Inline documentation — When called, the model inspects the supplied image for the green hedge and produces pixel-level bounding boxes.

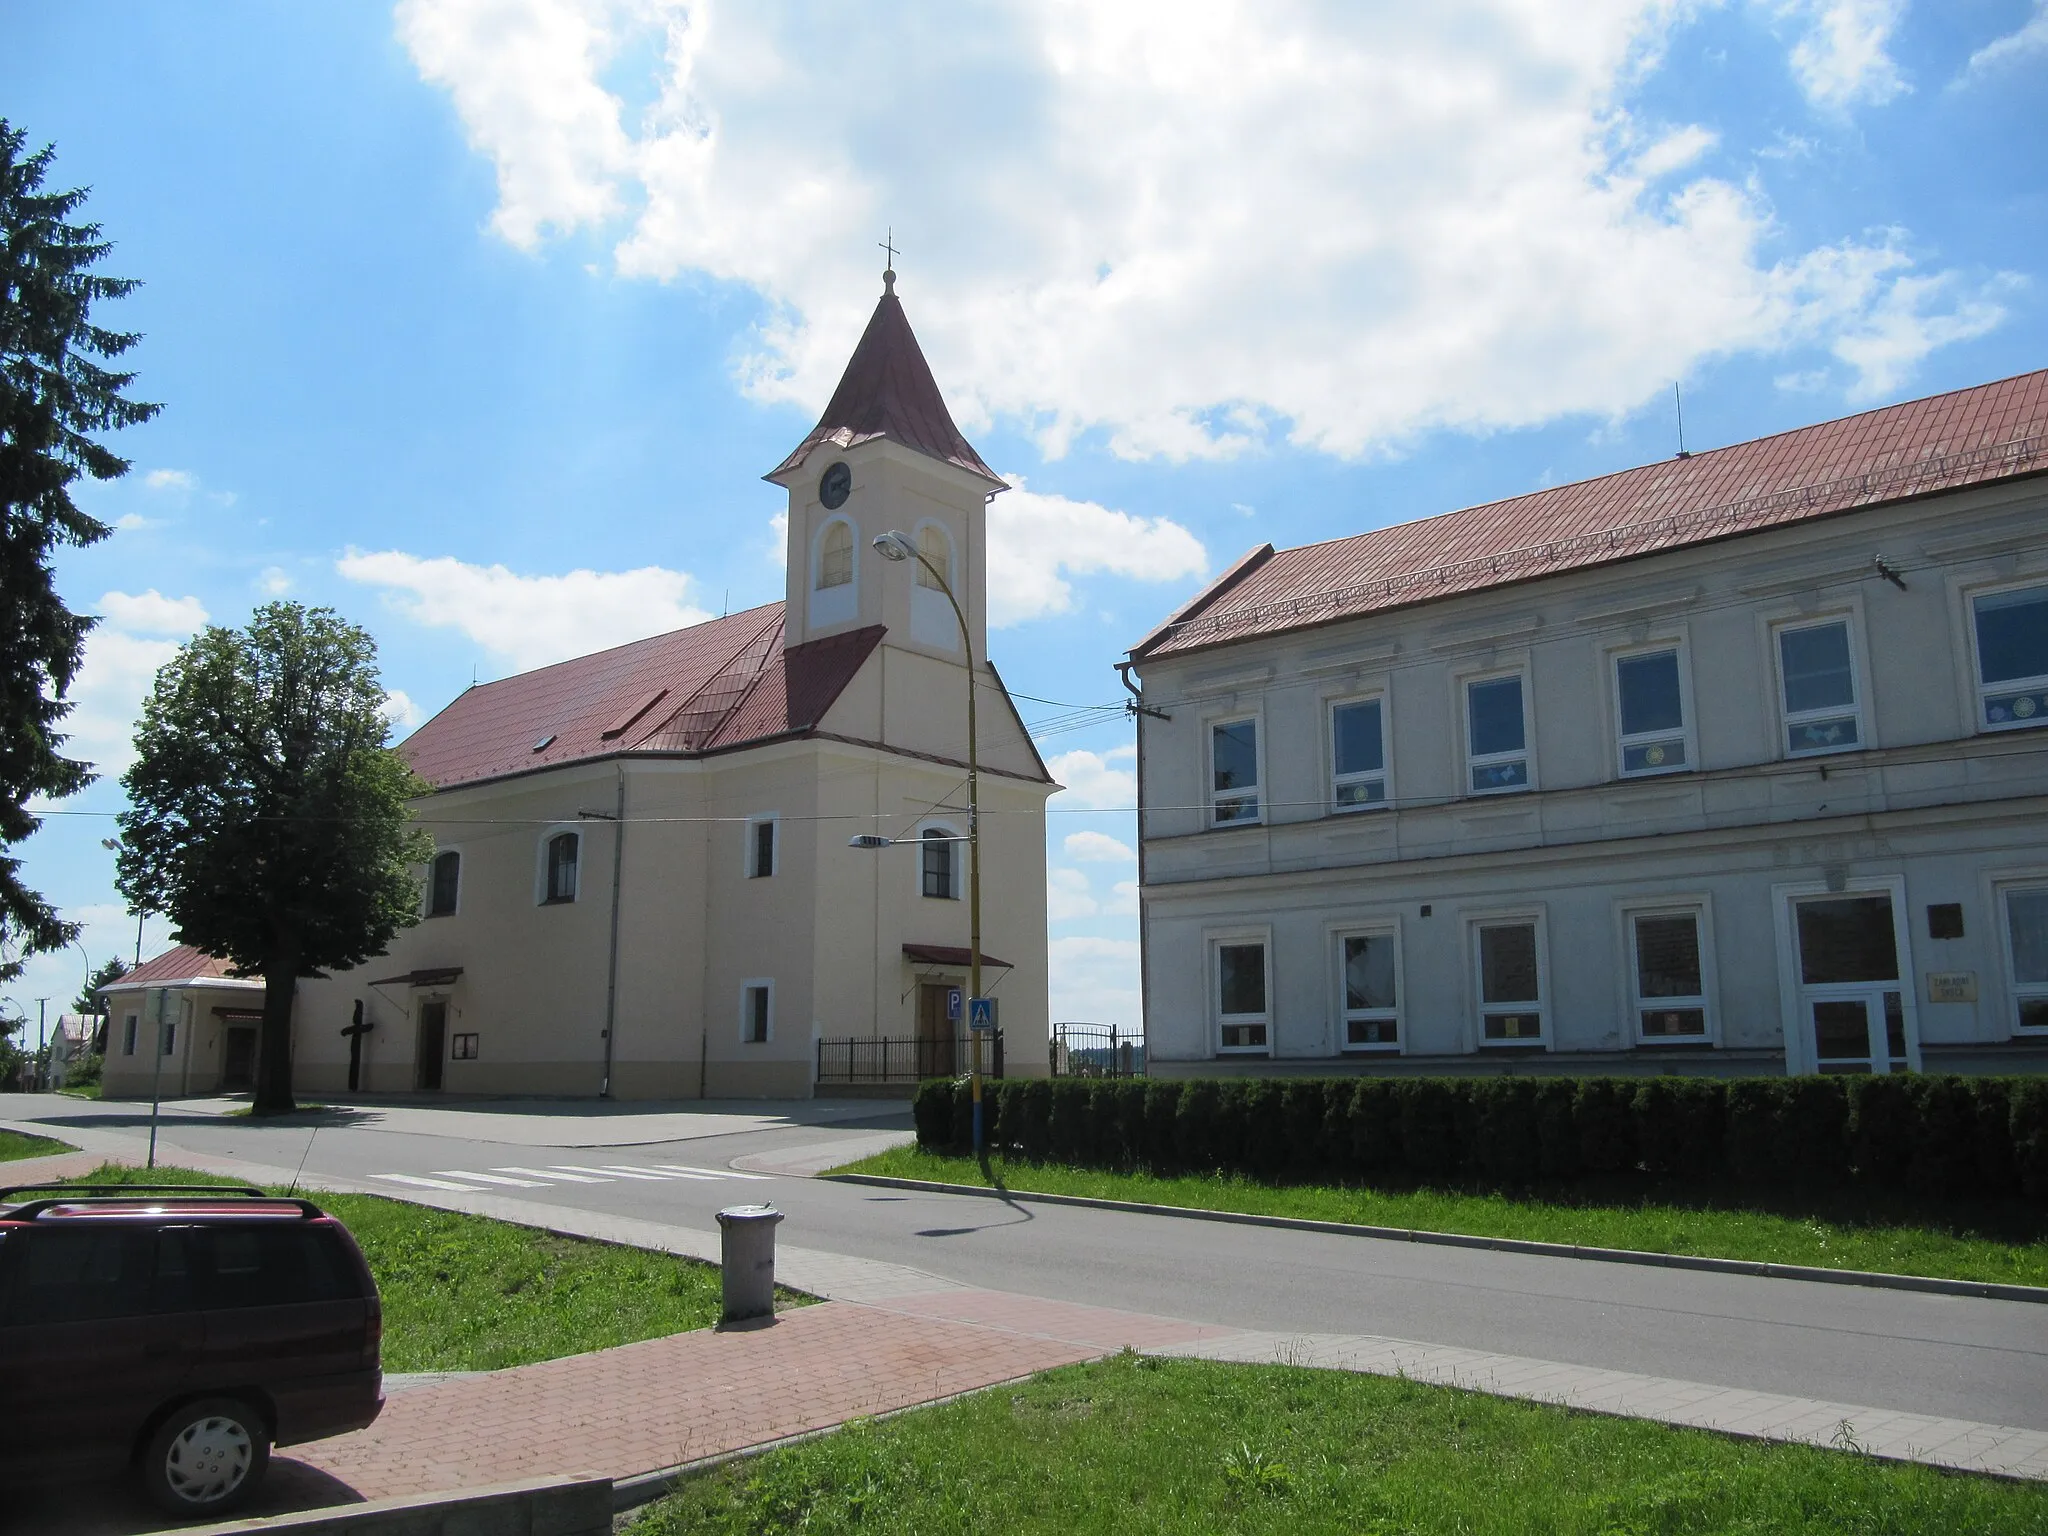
[912,1073,2048,1203]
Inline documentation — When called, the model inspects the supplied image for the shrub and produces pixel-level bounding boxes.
[2012,1078,2048,1202]
[1141,1080,1182,1172]
[1346,1078,1403,1179]
[1781,1076,1849,1186]
[1241,1080,1289,1180]
[1972,1078,2018,1196]
[1471,1078,1542,1186]
[1102,1081,1148,1169]
[1018,1079,1053,1162]
[1574,1079,1635,1175]
[1724,1079,1786,1186]
[913,1079,955,1153]
[1047,1081,1096,1164]
[1849,1075,1917,1186]
[1533,1079,1581,1181]
[1396,1079,1462,1182]
[1907,1076,1979,1199]
[1175,1079,1222,1171]
[1281,1080,1330,1175]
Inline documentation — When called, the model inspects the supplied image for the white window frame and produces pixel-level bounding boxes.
[908,518,962,650]
[1207,713,1264,827]
[425,846,463,918]
[917,821,962,901]
[1965,577,2048,734]
[1994,877,2048,1035]
[1333,923,1402,1053]
[1616,896,1719,1047]
[1468,909,1549,1049]
[1328,693,1390,813]
[1771,874,1920,1074]
[1210,929,1272,1055]
[812,515,857,591]
[1609,640,1695,779]
[1463,668,1534,796]
[745,814,780,880]
[739,978,774,1044]
[1772,614,1866,759]
[535,825,582,906]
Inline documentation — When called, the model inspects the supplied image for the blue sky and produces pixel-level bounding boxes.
[3,0,2043,1037]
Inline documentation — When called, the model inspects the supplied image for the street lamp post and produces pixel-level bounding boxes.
[869,529,987,1159]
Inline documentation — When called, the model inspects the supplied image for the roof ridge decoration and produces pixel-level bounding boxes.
[768,281,1003,486]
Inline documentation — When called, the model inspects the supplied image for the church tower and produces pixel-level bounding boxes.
[765,268,1006,663]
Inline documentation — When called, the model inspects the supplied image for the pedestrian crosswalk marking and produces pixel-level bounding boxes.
[367,1160,771,1192]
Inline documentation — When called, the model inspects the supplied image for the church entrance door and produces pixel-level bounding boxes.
[916,983,958,1078]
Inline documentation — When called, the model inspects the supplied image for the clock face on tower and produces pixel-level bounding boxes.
[819,461,852,510]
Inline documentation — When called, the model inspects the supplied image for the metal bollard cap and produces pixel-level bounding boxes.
[715,1203,783,1225]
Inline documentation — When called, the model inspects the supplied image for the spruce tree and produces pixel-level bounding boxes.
[0,121,160,980]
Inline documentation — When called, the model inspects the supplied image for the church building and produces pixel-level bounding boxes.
[285,274,1055,1100]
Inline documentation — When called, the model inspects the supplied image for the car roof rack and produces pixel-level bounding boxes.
[0,1183,323,1222]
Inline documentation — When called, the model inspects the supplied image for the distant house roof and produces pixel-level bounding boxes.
[1134,369,2048,661]
[768,279,1004,487]
[400,605,890,791]
[103,946,257,991]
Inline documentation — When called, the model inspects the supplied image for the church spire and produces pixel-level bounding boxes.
[766,272,1002,488]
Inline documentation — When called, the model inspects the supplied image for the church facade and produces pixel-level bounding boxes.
[286,278,1055,1100]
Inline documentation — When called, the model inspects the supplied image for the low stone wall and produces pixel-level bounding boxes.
[180,1474,611,1536]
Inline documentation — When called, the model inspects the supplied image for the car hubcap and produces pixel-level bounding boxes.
[164,1416,253,1505]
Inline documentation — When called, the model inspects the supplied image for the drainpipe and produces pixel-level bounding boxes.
[599,766,626,1098]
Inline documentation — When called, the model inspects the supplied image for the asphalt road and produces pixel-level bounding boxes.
[10,1093,2047,1432]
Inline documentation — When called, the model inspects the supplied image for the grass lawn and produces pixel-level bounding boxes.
[836,1147,2048,1289]
[53,1164,808,1371]
[0,1128,76,1163]
[627,1353,2046,1535]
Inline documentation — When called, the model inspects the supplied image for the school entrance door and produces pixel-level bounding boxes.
[1787,890,1920,1074]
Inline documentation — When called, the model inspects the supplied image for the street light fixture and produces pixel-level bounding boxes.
[866,528,990,1160]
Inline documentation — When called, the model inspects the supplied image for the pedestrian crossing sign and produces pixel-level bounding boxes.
[968,997,996,1031]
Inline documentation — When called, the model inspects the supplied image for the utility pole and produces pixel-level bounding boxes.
[34,998,49,1091]
[147,986,168,1169]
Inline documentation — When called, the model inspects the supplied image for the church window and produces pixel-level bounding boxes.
[921,827,959,900]
[917,524,951,591]
[543,832,579,904]
[818,520,854,590]
[428,850,460,916]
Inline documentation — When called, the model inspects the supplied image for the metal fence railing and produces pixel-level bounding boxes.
[1050,1022,1145,1079]
[816,1030,1006,1084]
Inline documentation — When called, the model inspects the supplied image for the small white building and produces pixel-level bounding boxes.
[100,946,268,1099]
[1125,370,2048,1079]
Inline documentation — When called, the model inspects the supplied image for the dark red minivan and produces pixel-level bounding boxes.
[0,1184,383,1519]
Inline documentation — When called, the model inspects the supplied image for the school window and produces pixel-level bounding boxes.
[122,1015,137,1055]
[748,817,777,879]
[1216,941,1269,1052]
[544,832,579,904]
[1331,699,1387,810]
[1475,920,1544,1044]
[427,850,460,916]
[1210,719,1260,825]
[1973,584,2048,732]
[1339,931,1398,1049]
[1466,675,1529,793]
[741,983,772,1044]
[921,828,958,899]
[1614,648,1688,776]
[2000,885,2048,1033]
[817,520,853,589]
[1631,910,1709,1040]
[1777,619,1862,756]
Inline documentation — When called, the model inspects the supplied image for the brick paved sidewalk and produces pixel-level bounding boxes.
[293,1292,1229,1502]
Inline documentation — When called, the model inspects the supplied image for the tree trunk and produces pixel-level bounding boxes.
[253,950,299,1116]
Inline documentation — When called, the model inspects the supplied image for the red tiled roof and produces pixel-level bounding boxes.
[768,282,1003,486]
[1135,369,2048,660]
[400,604,886,790]
[106,945,248,988]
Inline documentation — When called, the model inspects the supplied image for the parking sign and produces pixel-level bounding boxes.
[945,987,963,1022]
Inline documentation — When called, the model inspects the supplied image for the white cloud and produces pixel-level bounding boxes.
[98,590,210,635]
[143,468,196,494]
[988,476,1206,626]
[1960,2,2048,81]
[259,567,293,596]
[1047,866,1098,921]
[57,593,211,777]
[399,0,2005,460]
[1824,269,2016,401]
[1773,0,1909,108]
[381,690,425,733]
[113,513,163,531]
[0,902,177,1027]
[1105,879,1140,917]
[1045,744,1136,810]
[1048,934,1140,1031]
[1063,830,1134,863]
[766,511,788,568]
[336,549,712,672]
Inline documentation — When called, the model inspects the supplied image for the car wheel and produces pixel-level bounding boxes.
[140,1397,271,1518]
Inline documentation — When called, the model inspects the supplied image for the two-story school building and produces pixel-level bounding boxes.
[1123,371,2048,1080]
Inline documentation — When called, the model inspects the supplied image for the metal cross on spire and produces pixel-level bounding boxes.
[879,228,898,293]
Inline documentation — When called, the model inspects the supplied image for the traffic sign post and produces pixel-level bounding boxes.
[968,997,996,1031]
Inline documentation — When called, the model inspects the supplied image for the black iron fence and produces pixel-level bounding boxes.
[817,1030,1005,1084]
[1050,1022,1145,1079]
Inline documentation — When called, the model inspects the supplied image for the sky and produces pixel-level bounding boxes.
[2,0,2044,1043]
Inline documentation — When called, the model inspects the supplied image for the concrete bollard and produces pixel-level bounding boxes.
[715,1203,784,1322]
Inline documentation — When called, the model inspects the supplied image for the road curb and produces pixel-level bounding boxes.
[825,1172,2048,1305]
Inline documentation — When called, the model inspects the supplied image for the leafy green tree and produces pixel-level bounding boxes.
[115,603,431,1114]
[0,121,160,982]
[74,953,127,1014]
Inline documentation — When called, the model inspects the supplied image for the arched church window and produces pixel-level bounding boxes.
[818,521,854,590]
[544,832,579,904]
[917,524,951,591]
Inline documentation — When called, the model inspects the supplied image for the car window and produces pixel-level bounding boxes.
[3,1227,156,1324]
[188,1225,357,1308]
